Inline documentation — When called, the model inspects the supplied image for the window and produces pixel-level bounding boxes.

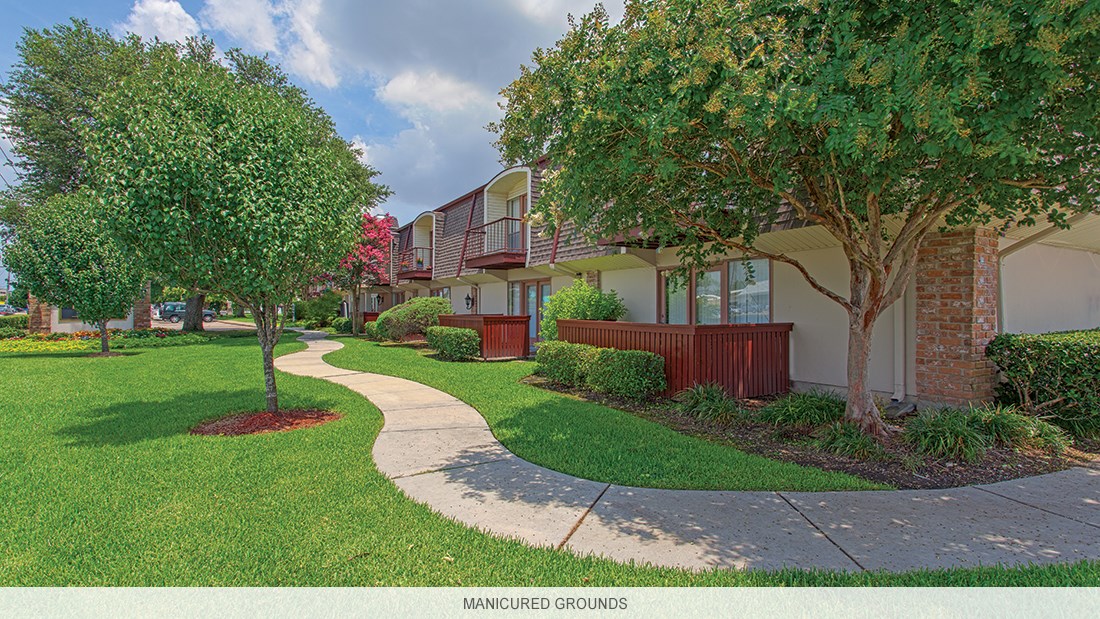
[507,282,522,315]
[431,287,450,300]
[659,259,771,325]
[728,259,770,324]
[505,195,526,249]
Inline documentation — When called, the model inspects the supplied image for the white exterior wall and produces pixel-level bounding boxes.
[1000,242,1100,333]
[478,282,509,315]
[601,267,658,323]
[51,308,135,333]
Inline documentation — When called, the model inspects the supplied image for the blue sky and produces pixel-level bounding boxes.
[0,0,625,284]
[0,0,627,220]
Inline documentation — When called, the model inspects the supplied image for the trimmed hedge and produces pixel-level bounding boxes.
[331,317,352,334]
[0,315,28,329]
[425,326,481,361]
[539,279,626,341]
[585,348,667,399]
[986,329,1100,436]
[535,340,666,399]
[535,340,599,385]
[0,327,27,340]
[375,297,452,341]
[359,321,381,341]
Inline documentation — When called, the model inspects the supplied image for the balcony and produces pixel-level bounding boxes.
[396,247,432,280]
[464,217,527,269]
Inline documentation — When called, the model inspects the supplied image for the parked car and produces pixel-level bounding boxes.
[0,304,21,316]
[158,302,216,323]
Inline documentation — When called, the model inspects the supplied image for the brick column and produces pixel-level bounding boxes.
[27,295,52,334]
[132,282,152,330]
[915,227,999,406]
[584,270,601,289]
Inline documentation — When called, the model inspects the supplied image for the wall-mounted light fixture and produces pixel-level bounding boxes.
[464,293,475,311]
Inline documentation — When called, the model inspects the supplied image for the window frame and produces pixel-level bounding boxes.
[657,258,773,325]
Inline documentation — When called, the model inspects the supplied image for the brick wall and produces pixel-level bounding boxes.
[584,270,601,289]
[915,227,999,405]
[27,295,51,334]
[132,283,152,330]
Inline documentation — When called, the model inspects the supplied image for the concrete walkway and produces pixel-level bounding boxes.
[275,332,1100,573]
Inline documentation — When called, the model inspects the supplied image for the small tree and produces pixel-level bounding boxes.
[493,0,1100,436]
[325,213,394,336]
[87,49,384,412]
[2,191,144,354]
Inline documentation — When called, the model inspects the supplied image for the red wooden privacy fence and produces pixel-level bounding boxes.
[362,312,380,323]
[438,314,531,360]
[557,320,793,398]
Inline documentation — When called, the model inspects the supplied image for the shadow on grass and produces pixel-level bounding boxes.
[57,387,341,447]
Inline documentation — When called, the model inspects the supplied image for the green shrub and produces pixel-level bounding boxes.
[585,348,667,399]
[756,390,845,428]
[0,327,27,340]
[425,326,481,361]
[375,297,452,341]
[534,340,599,385]
[294,291,342,327]
[817,422,887,460]
[903,408,990,462]
[331,317,352,334]
[677,383,742,423]
[986,330,1100,436]
[359,321,381,341]
[539,279,626,341]
[0,315,29,329]
[968,404,1070,454]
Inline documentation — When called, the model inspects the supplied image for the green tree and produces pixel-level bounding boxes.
[493,0,1100,436]
[86,50,384,413]
[2,190,144,353]
[0,19,146,201]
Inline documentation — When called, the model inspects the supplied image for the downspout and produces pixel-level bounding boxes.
[892,285,907,402]
[545,226,578,277]
[457,191,479,279]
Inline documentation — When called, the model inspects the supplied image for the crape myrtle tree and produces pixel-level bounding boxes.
[492,0,1100,436]
[323,213,395,336]
[2,190,144,354]
[86,47,385,413]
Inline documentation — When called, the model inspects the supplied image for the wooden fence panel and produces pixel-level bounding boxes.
[438,314,531,360]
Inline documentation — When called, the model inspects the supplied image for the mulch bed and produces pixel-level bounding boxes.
[191,409,341,437]
[522,376,1100,490]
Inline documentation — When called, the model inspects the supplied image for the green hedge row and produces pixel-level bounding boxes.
[0,315,29,329]
[425,326,481,361]
[986,329,1100,436]
[535,340,666,399]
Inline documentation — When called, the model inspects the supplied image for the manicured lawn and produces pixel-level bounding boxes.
[325,339,887,492]
[2,337,1099,585]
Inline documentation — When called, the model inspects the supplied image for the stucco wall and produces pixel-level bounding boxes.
[50,308,135,333]
[1001,242,1100,333]
[601,267,658,323]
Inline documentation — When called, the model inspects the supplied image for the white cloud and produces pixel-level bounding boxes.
[377,71,493,115]
[283,0,339,88]
[200,0,280,52]
[116,0,200,43]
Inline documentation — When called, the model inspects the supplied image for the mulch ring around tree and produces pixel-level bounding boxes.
[191,409,342,437]
[523,376,1100,490]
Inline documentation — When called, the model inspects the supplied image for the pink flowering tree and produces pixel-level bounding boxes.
[328,213,394,336]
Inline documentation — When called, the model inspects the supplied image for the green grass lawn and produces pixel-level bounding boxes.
[2,338,1098,585]
[325,339,886,492]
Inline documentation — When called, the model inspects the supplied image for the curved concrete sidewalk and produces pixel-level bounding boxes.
[276,332,1100,573]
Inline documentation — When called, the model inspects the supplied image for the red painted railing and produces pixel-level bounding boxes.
[556,320,793,398]
[438,314,531,360]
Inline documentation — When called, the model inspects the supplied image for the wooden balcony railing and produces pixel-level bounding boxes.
[438,314,530,360]
[464,217,527,269]
[396,247,432,279]
[557,320,793,398]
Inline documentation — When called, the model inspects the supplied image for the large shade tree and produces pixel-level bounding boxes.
[2,190,145,354]
[86,48,385,413]
[493,0,1100,435]
[324,213,395,336]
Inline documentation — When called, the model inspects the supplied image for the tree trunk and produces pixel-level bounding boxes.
[350,285,361,336]
[183,293,206,332]
[844,314,886,436]
[233,303,245,317]
[252,302,281,414]
[100,322,110,354]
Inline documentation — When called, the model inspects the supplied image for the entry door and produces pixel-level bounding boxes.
[525,280,552,341]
